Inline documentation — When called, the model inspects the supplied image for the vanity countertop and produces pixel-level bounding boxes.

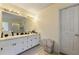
[0,34,37,41]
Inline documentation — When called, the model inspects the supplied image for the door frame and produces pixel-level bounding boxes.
[59,4,79,54]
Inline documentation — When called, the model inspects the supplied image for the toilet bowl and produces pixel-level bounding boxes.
[41,39,54,53]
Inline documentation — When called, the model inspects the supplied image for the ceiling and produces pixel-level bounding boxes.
[12,3,52,14]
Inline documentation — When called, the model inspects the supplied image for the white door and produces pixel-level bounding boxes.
[60,5,79,54]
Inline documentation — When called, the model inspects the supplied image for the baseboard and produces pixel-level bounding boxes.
[60,52,67,55]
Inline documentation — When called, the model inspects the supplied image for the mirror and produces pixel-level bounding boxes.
[2,11,26,33]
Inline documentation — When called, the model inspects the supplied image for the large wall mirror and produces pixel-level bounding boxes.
[2,11,27,33]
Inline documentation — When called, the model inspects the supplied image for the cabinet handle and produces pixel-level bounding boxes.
[12,43,16,46]
[1,48,3,51]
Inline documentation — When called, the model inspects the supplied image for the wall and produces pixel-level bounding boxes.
[37,3,76,52]
[0,11,2,32]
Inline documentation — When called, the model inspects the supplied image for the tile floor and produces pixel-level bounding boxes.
[20,45,59,55]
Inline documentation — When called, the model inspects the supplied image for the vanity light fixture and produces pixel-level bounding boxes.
[0,7,23,16]
[0,7,32,19]
[32,15,39,22]
[9,9,12,12]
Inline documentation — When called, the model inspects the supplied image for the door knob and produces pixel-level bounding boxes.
[75,34,79,36]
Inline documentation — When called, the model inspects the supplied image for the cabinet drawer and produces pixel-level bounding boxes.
[0,40,11,47]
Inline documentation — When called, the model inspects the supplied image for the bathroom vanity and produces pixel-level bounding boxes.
[0,34,40,55]
[0,8,40,55]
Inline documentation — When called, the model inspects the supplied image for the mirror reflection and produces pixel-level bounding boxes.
[2,11,26,33]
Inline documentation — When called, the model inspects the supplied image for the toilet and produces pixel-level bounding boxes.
[41,39,54,53]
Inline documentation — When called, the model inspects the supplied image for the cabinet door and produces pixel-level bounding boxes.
[20,37,28,51]
[27,36,33,49]
[31,35,36,46]
[9,39,20,54]
[0,40,13,55]
[23,37,28,50]
[34,35,40,46]
[35,35,40,45]
[32,35,37,46]
[29,35,40,47]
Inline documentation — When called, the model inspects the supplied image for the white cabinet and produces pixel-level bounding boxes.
[10,38,23,54]
[19,37,28,51]
[0,40,13,55]
[27,36,33,49]
[0,34,40,55]
[32,35,39,46]
[35,35,40,45]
